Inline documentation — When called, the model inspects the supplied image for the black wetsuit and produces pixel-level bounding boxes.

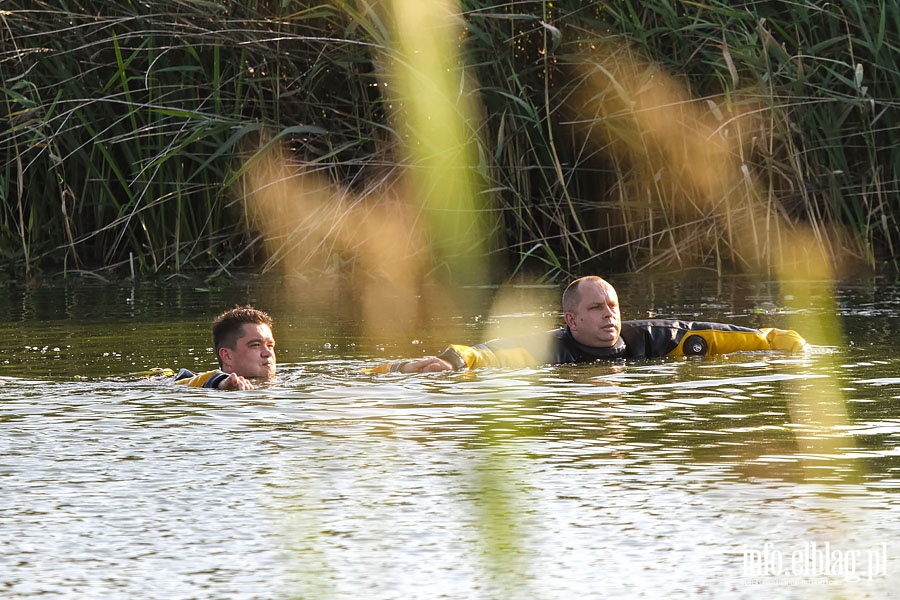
[428,319,806,370]
[173,368,230,388]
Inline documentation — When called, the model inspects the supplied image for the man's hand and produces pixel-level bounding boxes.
[400,356,454,373]
[218,372,255,390]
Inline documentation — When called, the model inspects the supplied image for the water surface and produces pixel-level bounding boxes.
[1,273,899,599]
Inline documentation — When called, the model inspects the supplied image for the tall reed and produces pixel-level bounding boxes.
[1,1,388,278]
[577,0,898,272]
[1,1,897,280]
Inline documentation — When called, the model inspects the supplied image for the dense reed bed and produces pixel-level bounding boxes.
[1,1,897,281]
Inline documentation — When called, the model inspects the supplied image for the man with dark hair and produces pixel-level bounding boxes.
[368,276,807,373]
[175,305,276,390]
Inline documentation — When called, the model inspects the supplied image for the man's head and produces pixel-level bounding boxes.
[212,305,276,379]
[562,276,621,348]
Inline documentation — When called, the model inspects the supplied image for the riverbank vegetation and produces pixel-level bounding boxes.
[2,1,897,282]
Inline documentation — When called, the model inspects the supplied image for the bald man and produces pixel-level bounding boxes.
[368,276,807,373]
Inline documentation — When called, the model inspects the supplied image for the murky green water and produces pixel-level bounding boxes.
[1,273,899,599]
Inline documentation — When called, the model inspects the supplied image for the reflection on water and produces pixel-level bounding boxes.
[1,274,899,598]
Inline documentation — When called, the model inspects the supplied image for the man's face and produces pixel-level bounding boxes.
[564,280,621,347]
[220,323,276,379]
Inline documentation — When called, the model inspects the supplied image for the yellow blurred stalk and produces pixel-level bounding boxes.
[388,0,490,288]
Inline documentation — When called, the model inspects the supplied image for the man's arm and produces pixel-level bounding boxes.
[364,355,454,374]
[216,372,255,390]
[621,320,809,358]
[365,342,541,373]
[175,369,256,389]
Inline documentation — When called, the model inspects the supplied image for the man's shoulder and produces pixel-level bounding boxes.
[174,368,230,388]
[622,319,761,334]
[620,319,765,358]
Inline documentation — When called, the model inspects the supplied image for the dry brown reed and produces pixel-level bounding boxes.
[571,41,863,279]
[240,140,431,338]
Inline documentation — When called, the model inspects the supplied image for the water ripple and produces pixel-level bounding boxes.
[1,349,899,598]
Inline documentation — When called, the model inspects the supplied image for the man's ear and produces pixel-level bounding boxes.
[218,347,232,370]
[564,311,576,330]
